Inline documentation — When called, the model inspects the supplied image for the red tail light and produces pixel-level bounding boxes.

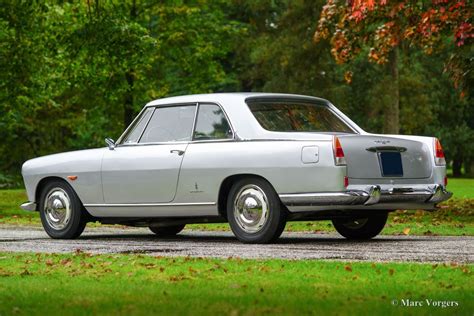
[344,176,349,188]
[434,138,446,166]
[444,176,448,187]
[333,136,346,166]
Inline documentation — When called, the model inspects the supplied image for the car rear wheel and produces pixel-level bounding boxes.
[149,224,185,237]
[227,177,286,244]
[39,180,87,239]
[332,213,388,240]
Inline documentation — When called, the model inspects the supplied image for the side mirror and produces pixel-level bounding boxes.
[105,138,115,150]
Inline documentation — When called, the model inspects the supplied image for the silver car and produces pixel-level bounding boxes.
[21,93,452,243]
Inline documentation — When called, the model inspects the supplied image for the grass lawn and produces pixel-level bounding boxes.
[0,252,472,315]
[1,178,473,236]
[446,178,474,199]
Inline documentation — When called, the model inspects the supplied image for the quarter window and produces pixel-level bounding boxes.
[193,104,232,140]
[122,107,154,144]
[140,105,196,143]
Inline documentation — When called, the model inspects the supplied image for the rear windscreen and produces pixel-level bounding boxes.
[247,101,355,133]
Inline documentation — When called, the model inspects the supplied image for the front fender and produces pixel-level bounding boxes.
[22,148,106,205]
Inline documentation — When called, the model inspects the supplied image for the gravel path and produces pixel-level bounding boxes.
[0,226,472,263]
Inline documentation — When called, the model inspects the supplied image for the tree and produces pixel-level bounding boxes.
[314,0,473,133]
[0,0,244,183]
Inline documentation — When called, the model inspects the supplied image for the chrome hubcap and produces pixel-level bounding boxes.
[43,188,72,230]
[343,218,368,229]
[233,184,269,233]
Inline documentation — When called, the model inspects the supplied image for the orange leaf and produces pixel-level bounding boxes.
[344,71,353,84]
[403,227,411,235]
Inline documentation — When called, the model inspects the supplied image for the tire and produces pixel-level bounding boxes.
[332,213,388,240]
[39,180,87,239]
[149,224,185,237]
[227,177,286,244]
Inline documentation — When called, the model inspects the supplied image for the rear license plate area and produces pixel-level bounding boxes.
[378,152,403,177]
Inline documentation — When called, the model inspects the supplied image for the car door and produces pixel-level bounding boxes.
[101,104,197,204]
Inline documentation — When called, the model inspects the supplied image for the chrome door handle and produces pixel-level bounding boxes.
[170,149,185,156]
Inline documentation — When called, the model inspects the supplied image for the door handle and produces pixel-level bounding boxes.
[170,149,185,156]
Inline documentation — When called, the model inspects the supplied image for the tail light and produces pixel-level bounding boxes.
[333,136,347,166]
[444,176,448,187]
[344,176,349,188]
[434,138,446,166]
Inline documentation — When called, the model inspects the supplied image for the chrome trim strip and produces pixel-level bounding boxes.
[84,202,216,207]
[20,201,36,212]
[116,106,148,145]
[136,107,156,144]
[192,102,236,141]
[366,146,407,153]
[279,191,370,206]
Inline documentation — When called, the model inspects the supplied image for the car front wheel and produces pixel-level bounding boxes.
[227,177,286,244]
[39,180,87,239]
[332,213,388,240]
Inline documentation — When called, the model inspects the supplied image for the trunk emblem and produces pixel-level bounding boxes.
[374,140,390,145]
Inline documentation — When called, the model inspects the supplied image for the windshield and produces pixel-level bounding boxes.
[247,101,355,133]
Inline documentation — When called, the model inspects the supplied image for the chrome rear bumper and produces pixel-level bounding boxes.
[279,185,452,207]
[20,201,37,212]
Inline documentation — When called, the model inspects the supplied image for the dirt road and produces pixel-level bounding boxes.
[0,226,472,263]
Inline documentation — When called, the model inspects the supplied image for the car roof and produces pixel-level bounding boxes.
[145,92,329,107]
[141,93,355,141]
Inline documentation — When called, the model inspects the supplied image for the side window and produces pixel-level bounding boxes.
[193,104,232,140]
[122,107,154,144]
[140,105,196,143]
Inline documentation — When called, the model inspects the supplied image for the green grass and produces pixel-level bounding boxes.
[0,252,472,315]
[446,178,474,199]
[1,179,473,236]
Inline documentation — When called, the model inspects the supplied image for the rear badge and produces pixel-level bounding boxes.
[374,140,391,145]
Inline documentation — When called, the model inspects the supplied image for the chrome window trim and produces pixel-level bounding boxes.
[117,102,199,146]
[117,101,236,148]
[326,102,361,134]
[192,102,235,141]
[84,202,216,207]
[116,106,149,145]
[137,103,197,145]
[136,107,156,144]
[245,98,359,135]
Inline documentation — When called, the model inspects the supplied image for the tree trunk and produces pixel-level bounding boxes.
[465,159,474,177]
[384,47,400,134]
[123,0,137,128]
[124,71,135,127]
[452,158,463,177]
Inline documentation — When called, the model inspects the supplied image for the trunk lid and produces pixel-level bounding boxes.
[338,135,432,179]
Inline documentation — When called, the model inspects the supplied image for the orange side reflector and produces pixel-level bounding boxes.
[67,175,78,181]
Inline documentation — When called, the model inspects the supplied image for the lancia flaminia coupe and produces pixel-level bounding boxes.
[21,93,452,243]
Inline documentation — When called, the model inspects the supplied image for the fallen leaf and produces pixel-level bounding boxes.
[345,265,352,272]
[402,228,411,235]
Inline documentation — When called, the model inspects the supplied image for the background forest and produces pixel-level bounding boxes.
[0,0,472,186]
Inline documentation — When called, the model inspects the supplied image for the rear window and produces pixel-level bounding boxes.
[247,101,354,133]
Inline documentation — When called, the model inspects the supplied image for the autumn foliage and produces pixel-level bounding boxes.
[314,0,472,66]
